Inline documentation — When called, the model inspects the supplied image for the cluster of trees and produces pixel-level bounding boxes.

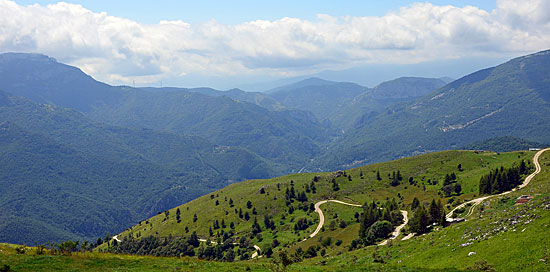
[409,198,445,234]
[479,161,531,195]
[331,179,340,191]
[104,232,256,261]
[390,170,403,186]
[351,199,403,248]
[440,172,462,197]
[285,183,308,202]
[294,218,313,231]
[105,234,198,257]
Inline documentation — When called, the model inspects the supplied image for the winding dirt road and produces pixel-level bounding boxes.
[379,210,408,245]
[307,199,409,245]
[446,148,549,221]
[308,200,362,239]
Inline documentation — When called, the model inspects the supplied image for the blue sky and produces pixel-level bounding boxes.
[3,0,549,89]
[14,0,497,24]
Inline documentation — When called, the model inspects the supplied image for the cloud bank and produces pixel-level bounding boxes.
[0,0,549,86]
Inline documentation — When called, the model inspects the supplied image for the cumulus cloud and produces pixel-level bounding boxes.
[0,0,548,85]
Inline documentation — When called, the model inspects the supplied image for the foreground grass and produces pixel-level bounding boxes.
[0,245,457,272]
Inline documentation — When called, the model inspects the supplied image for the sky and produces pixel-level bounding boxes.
[1,0,549,89]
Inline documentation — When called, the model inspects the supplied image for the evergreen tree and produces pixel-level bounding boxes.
[411,197,420,210]
[428,199,440,224]
[310,181,317,193]
[410,205,429,234]
[359,202,379,238]
[376,170,382,181]
[251,217,262,234]
[332,179,340,191]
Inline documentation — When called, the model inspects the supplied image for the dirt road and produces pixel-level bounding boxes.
[446,148,549,221]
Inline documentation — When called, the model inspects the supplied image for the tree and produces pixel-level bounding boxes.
[224,249,235,262]
[304,246,318,258]
[368,221,393,239]
[359,202,379,238]
[332,179,340,191]
[410,205,429,234]
[429,199,440,224]
[411,197,420,210]
[264,215,271,229]
[454,183,462,195]
[193,213,198,222]
[176,208,181,223]
[376,170,382,181]
[251,217,262,234]
[247,200,253,209]
[275,250,293,271]
[188,232,199,247]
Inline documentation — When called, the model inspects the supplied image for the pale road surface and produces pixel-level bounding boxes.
[378,210,408,245]
[446,148,549,221]
[309,199,362,239]
[308,199,409,246]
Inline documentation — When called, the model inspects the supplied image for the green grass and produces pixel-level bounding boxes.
[2,149,546,271]
[116,150,532,255]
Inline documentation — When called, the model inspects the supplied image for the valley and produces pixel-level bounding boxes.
[0,49,549,271]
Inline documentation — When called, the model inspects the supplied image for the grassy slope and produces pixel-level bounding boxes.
[297,150,550,271]
[1,149,545,271]
[118,150,532,254]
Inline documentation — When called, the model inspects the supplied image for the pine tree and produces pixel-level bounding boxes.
[376,170,382,181]
[411,197,420,210]
[429,199,440,224]
[410,205,429,234]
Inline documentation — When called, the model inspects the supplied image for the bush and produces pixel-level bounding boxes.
[15,245,27,254]
[368,221,393,240]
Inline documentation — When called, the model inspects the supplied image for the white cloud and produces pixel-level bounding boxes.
[0,0,548,86]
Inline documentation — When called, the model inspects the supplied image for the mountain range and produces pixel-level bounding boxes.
[0,49,549,244]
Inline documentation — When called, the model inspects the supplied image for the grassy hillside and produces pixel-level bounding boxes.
[116,150,532,258]
[2,149,546,271]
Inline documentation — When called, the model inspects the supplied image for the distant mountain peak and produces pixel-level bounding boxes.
[0,52,56,62]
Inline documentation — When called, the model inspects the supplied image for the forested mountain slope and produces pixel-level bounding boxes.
[312,50,550,170]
